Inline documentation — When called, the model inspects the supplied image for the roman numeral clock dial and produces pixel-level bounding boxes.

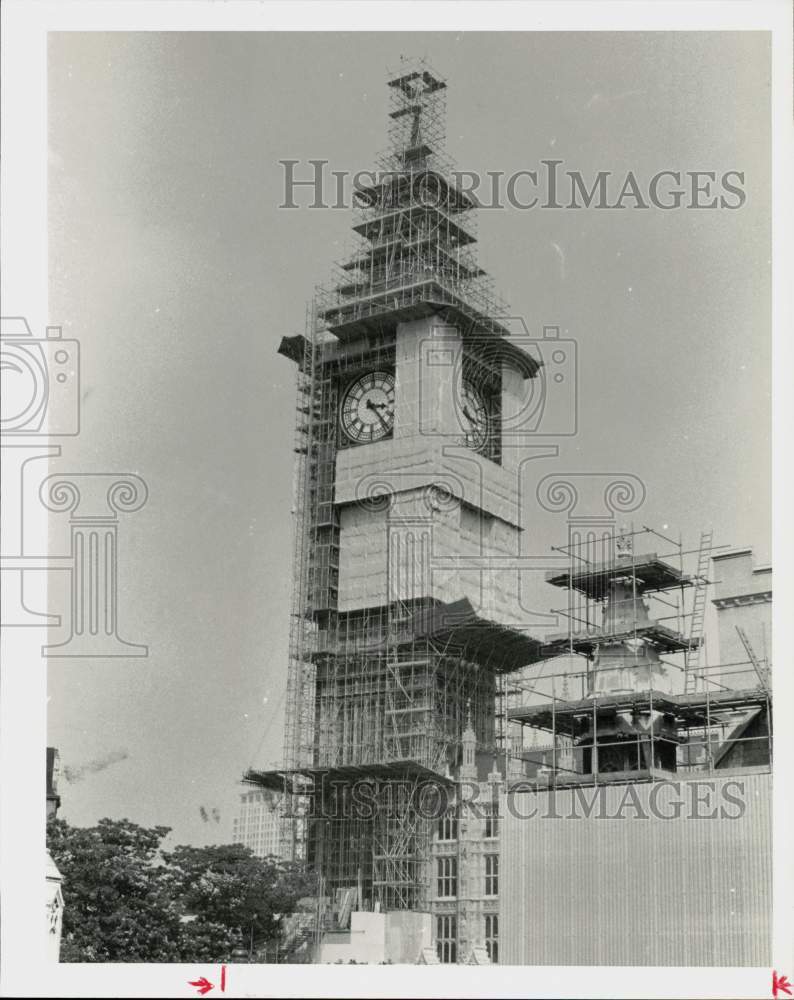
[340,370,395,443]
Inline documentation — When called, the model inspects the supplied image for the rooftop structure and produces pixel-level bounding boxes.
[500,538,773,968]
[506,527,772,785]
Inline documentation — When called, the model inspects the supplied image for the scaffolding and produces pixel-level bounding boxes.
[251,58,543,917]
[316,58,511,345]
[505,527,773,786]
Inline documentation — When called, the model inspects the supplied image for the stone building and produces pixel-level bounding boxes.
[711,548,771,689]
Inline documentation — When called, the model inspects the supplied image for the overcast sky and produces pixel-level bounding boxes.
[46,31,770,846]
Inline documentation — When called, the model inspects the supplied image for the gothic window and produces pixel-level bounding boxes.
[436,914,457,964]
[484,804,499,839]
[437,856,458,898]
[484,853,499,896]
[438,813,458,841]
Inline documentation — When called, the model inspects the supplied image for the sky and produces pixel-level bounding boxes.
[46,31,770,847]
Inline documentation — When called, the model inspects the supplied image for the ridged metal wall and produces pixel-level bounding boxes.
[500,771,771,966]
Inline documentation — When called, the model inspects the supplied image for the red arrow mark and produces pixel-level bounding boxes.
[773,971,793,999]
[188,976,215,996]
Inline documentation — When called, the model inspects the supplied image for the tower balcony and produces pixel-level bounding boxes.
[545,553,694,599]
[540,622,696,659]
[340,240,483,282]
[351,204,476,248]
[317,272,514,343]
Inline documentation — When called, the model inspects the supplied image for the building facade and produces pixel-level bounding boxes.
[711,548,771,689]
[231,788,283,858]
[500,536,773,965]
[500,771,771,966]
[429,720,504,963]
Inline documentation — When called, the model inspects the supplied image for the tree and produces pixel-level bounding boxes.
[47,818,316,963]
[165,843,317,959]
[47,817,184,962]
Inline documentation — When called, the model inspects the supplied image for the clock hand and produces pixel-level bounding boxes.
[366,399,391,432]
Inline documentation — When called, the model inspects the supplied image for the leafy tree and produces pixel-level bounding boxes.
[47,818,316,962]
[165,843,317,959]
[47,817,184,962]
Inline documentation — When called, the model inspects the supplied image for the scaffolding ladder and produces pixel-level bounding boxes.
[684,529,713,694]
[735,625,770,693]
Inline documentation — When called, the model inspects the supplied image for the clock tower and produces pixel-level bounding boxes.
[251,59,542,954]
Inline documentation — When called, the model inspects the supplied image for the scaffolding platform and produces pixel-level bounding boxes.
[353,169,477,214]
[508,766,678,789]
[244,759,453,793]
[277,333,311,366]
[340,241,485,279]
[351,204,475,245]
[507,685,771,735]
[540,622,695,658]
[320,276,516,343]
[673,685,771,721]
[545,553,693,598]
[388,66,446,97]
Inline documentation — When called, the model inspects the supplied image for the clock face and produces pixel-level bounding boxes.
[340,370,395,443]
[459,380,489,452]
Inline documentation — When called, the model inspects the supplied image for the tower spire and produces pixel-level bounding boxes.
[461,699,477,779]
[317,59,536,370]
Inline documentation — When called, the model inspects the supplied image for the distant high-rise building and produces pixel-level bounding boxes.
[232,788,282,858]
